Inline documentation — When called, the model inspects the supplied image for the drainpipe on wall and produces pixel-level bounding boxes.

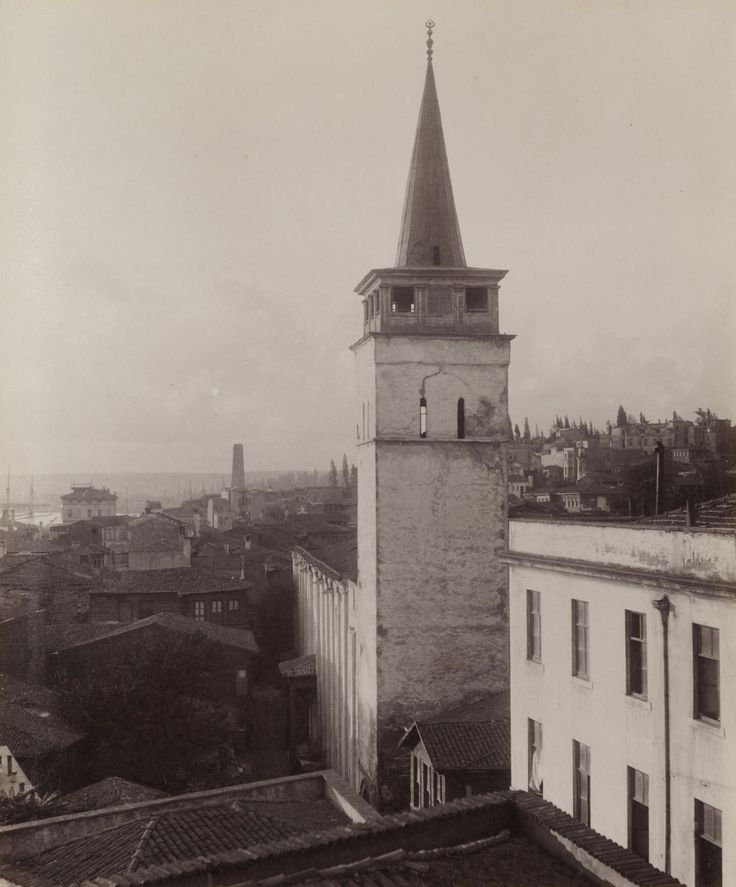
[653,594,672,874]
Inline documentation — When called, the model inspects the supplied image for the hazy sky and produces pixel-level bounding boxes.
[1,0,734,475]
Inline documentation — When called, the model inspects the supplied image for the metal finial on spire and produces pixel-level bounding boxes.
[425,19,434,62]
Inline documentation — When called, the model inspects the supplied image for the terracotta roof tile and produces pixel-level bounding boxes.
[400,717,511,771]
[279,654,316,678]
[0,556,94,588]
[97,568,250,596]
[62,777,169,813]
[58,612,259,654]
[0,701,83,757]
[2,804,306,886]
[45,622,118,651]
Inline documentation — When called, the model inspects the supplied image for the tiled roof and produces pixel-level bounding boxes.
[61,487,117,501]
[639,493,736,530]
[504,791,686,887]
[273,834,595,886]
[402,719,510,771]
[96,567,250,596]
[62,777,168,813]
[0,676,83,757]
[0,556,94,588]
[74,792,601,887]
[59,612,259,655]
[287,514,351,534]
[279,653,316,678]
[45,622,118,652]
[4,803,305,886]
[295,535,358,583]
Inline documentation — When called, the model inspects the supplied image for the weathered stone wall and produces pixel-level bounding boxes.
[372,335,511,441]
[374,441,509,805]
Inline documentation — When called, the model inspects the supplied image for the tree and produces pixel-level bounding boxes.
[328,459,338,487]
[605,419,613,434]
[563,415,570,429]
[0,792,66,826]
[695,407,717,427]
[60,633,233,791]
[616,405,627,428]
[341,454,349,487]
[639,412,647,424]
[349,464,358,486]
[523,417,531,440]
[514,423,521,440]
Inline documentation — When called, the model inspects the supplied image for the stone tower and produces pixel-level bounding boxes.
[231,443,245,489]
[351,24,513,807]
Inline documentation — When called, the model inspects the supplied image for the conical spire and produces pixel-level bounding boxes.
[395,22,466,268]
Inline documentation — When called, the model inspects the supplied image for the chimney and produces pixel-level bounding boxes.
[231,444,246,490]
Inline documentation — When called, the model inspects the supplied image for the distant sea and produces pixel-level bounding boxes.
[5,470,325,520]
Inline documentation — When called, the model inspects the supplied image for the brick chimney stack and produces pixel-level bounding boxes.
[231,444,245,489]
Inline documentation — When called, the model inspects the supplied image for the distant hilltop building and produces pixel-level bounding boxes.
[61,484,117,524]
[231,443,246,490]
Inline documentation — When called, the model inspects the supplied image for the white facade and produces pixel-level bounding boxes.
[292,552,362,792]
[507,518,735,887]
[0,746,32,797]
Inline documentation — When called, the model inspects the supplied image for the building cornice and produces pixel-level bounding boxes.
[502,550,736,599]
[354,266,507,296]
[349,331,515,351]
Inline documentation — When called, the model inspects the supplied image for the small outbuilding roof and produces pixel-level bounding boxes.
[399,690,510,771]
[278,653,316,679]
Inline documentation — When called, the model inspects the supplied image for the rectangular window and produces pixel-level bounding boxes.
[422,762,431,808]
[628,767,649,861]
[626,611,648,698]
[572,599,589,679]
[211,599,223,615]
[193,600,205,622]
[433,770,440,806]
[391,286,415,314]
[573,740,591,825]
[527,590,541,662]
[465,286,489,313]
[528,719,543,794]
[236,666,248,696]
[228,599,239,611]
[693,624,720,723]
[695,800,722,887]
[411,754,420,807]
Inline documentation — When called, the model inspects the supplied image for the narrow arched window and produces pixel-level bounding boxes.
[457,397,465,439]
[419,398,427,438]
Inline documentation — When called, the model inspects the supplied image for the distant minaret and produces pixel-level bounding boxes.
[231,444,245,489]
